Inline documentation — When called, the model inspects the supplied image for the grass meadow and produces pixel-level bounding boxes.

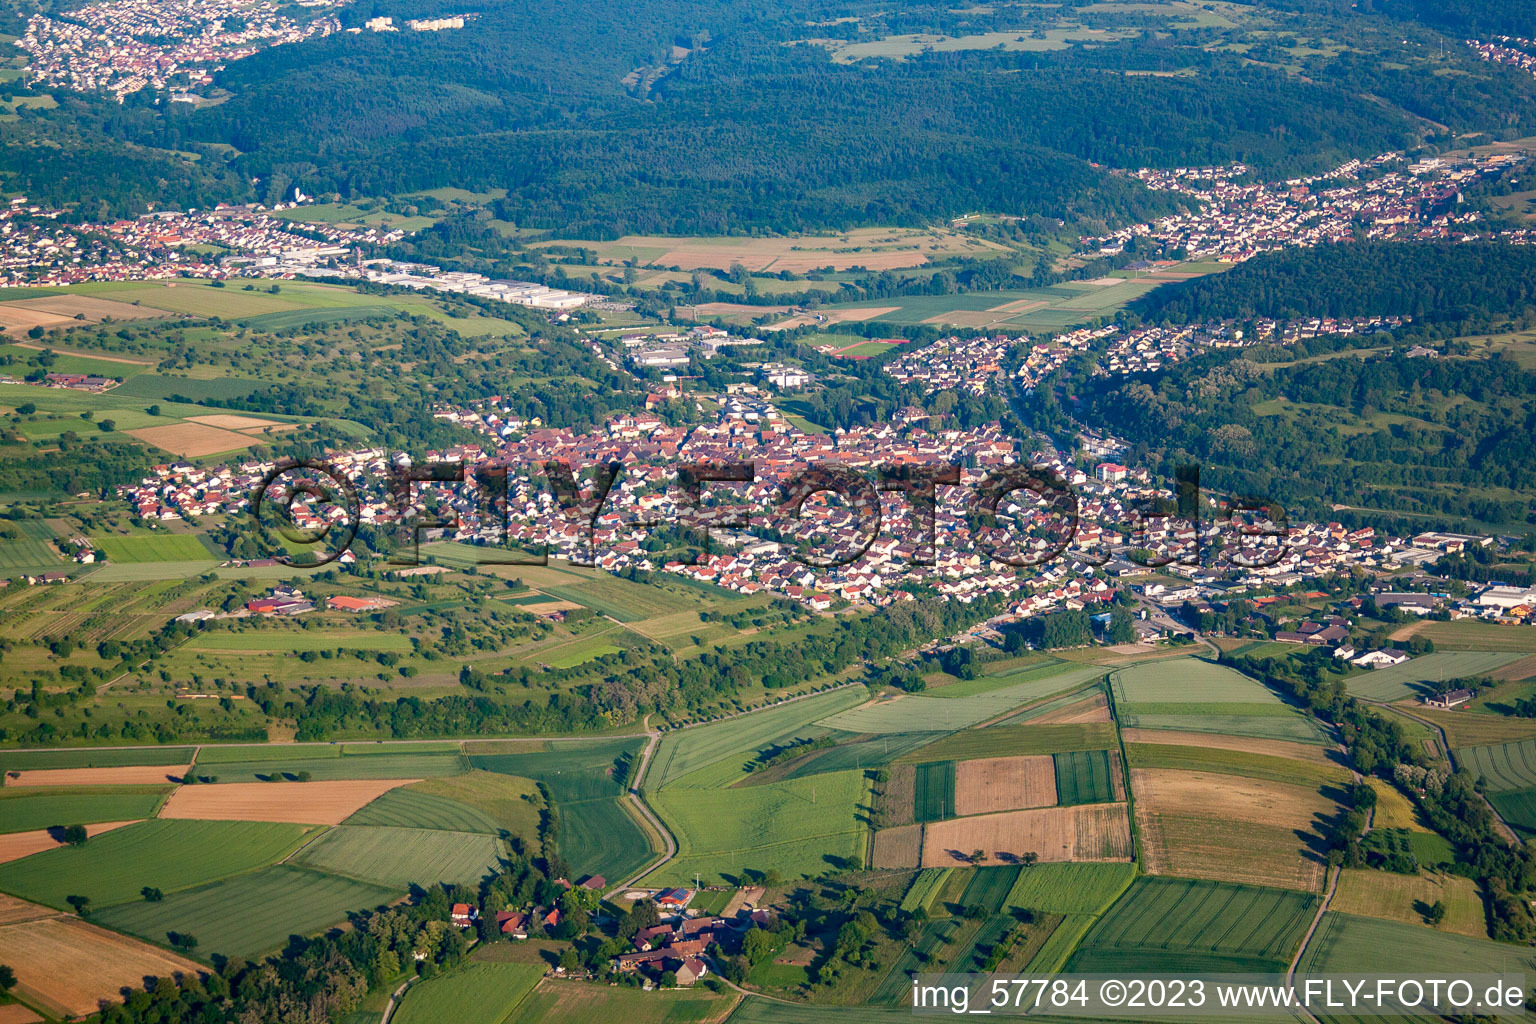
[94,865,399,959]
[650,768,868,885]
[1125,743,1351,788]
[91,533,213,564]
[289,825,503,888]
[1456,736,1536,791]
[647,688,866,787]
[1052,749,1116,806]
[0,785,171,833]
[393,962,545,1024]
[1002,862,1136,915]
[913,761,956,823]
[1298,911,1536,977]
[466,739,654,879]
[896,723,1118,763]
[1341,651,1526,701]
[0,747,196,771]
[192,750,465,782]
[1068,877,1319,973]
[504,979,735,1024]
[0,819,313,908]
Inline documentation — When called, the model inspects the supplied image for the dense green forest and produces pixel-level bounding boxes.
[1079,343,1536,530]
[1132,242,1536,324]
[5,0,1536,230]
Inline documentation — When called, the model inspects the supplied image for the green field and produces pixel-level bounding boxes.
[187,632,416,653]
[344,786,501,833]
[93,865,398,959]
[1069,877,1320,973]
[957,865,1020,912]
[1053,749,1116,806]
[913,761,956,823]
[1399,620,1536,653]
[818,278,1160,332]
[869,917,973,1005]
[1125,743,1352,788]
[507,979,735,1024]
[0,746,196,771]
[109,374,267,402]
[1487,787,1536,838]
[195,751,466,782]
[1003,862,1137,915]
[895,723,1119,763]
[195,744,342,763]
[1457,736,1536,791]
[1111,658,1330,743]
[0,819,313,908]
[1025,913,1098,975]
[289,825,503,888]
[92,533,213,564]
[730,999,915,1022]
[1341,651,1526,701]
[239,305,402,332]
[817,664,1110,734]
[541,637,622,669]
[1298,911,1536,977]
[539,576,699,622]
[469,736,637,801]
[648,687,867,787]
[393,962,545,1024]
[1117,708,1331,745]
[1111,658,1278,703]
[346,773,542,846]
[651,768,867,885]
[557,795,654,883]
[0,519,62,573]
[769,731,944,780]
[0,785,170,833]
[468,737,652,879]
[900,868,953,913]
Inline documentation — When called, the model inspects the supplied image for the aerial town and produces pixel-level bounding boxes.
[17,0,346,99]
[98,383,1535,641]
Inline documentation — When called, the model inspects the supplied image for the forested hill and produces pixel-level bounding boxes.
[7,0,1536,229]
[1079,348,1536,530]
[1131,243,1536,324]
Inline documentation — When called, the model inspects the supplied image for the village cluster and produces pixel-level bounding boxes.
[16,0,344,100]
[105,386,1536,641]
[1469,37,1536,79]
[880,316,1409,395]
[0,199,603,309]
[1081,151,1531,261]
[0,199,400,288]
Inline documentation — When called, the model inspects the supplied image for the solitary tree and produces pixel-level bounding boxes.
[66,895,90,916]
[141,887,164,902]
[0,964,15,993]
[61,825,88,846]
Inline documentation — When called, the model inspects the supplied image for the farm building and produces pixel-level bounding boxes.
[1352,649,1409,669]
[1423,688,1474,710]
[327,595,395,612]
[655,887,694,908]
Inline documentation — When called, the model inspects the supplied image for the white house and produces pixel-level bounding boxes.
[1352,649,1410,669]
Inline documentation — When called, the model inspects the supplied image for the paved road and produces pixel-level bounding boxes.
[608,729,677,894]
